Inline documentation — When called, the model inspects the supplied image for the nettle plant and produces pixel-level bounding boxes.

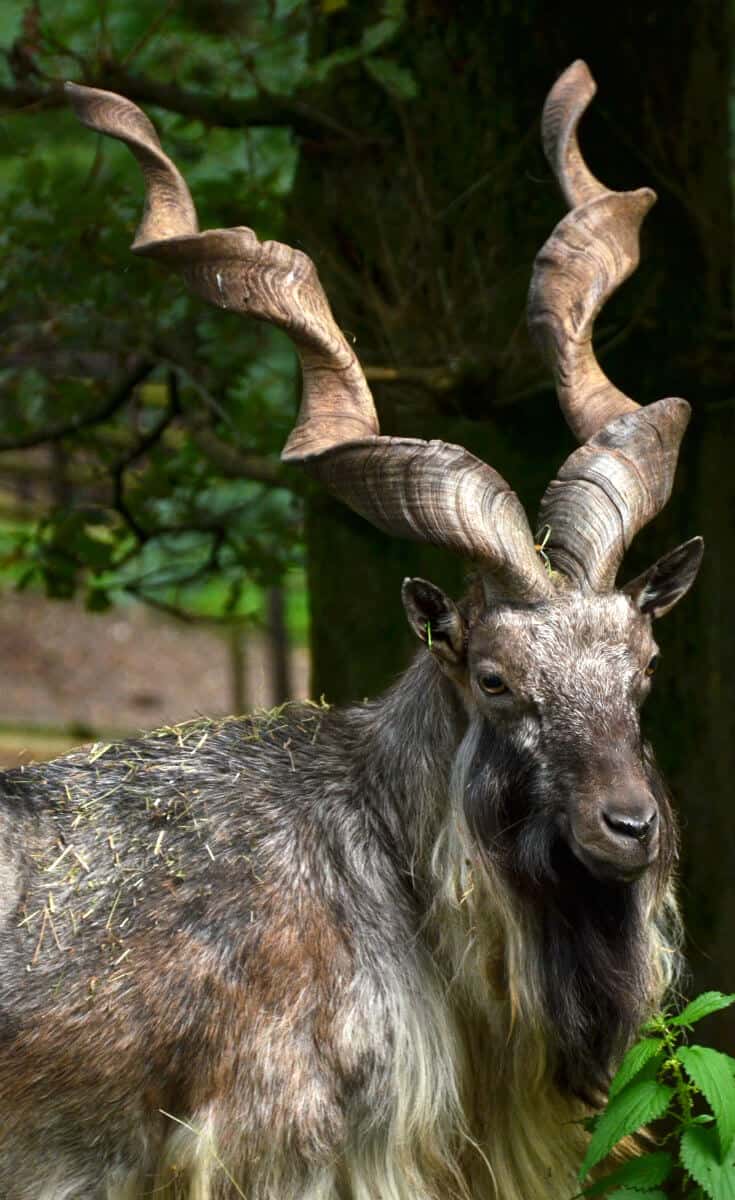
[578,992,735,1199]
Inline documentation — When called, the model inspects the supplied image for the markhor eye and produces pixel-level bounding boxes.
[645,654,659,677]
[479,673,508,695]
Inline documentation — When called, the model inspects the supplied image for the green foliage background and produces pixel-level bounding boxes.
[1,0,320,621]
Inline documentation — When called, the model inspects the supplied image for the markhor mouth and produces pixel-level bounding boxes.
[570,838,653,884]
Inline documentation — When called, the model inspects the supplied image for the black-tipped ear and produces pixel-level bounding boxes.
[624,537,704,618]
[401,577,466,665]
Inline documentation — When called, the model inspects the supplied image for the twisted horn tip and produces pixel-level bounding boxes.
[64,80,162,150]
[65,80,123,119]
[543,61,596,131]
[553,60,596,95]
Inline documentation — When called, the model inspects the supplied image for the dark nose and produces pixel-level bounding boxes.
[602,805,657,842]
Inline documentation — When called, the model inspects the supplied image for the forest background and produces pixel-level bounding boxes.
[0,0,733,1047]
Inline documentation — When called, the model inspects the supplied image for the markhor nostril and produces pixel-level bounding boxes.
[603,807,657,842]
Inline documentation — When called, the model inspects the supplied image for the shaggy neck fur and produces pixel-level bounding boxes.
[353,653,466,866]
[356,652,682,1197]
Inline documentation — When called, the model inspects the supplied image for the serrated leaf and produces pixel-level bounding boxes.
[672,993,735,1028]
[681,1124,735,1200]
[579,1082,674,1178]
[609,1039,666,1099]
[678,1046,735,1159]
[364,57,418,100]
[582,1150,673,1196]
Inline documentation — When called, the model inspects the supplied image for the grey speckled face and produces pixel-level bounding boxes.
[468,590,662,881]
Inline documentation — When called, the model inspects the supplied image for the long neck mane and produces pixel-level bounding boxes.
[349,651,467,872]
[348,659,681,1103]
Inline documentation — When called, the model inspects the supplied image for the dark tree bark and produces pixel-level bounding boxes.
[228,627,247,717]
[291,1,735,1038]
[266,586,292,706]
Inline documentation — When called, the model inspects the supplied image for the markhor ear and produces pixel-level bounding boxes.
[401,578,466,665]
[624,537,704,619]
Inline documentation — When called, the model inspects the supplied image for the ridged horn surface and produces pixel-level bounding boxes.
[528,59,657,442]
[64,82,378,456]
[67,82,551,599]
[530,61,692,591]
[540,59,607,209]
[311,438,553,600]
[528,188,653,442]
[539,397,690,592]
[65,82,199,244]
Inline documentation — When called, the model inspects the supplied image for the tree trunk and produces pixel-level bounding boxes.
[228,626,247,716]
[306,491,470,704]
[266,585,291,705]
[291,0,734,1032]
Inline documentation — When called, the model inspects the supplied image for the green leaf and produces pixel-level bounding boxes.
[15,566,38,590]
[310,45,364,83]
[85,587,111,612]
[581,1151,673,1196]
[582,1152,672,1196]
[579,1081,674,1179]
[681,1124,735,1200]
[360,17,400,53]
[672,993,735,1028]
[678,1046,735,1159]
[609,1039,666,1099]
[608,1190,668,1199]
[364,57,418,100]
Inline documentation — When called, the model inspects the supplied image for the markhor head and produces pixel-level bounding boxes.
[67,60,703,896]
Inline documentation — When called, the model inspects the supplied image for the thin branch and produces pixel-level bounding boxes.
[10,334,464,398]
[153,346,235,430]
[0,458,100,485]
[122,370,181,470]
[0,71,369,144]
[2,345,118,376]
[364,364,459,391]
[118,528,236,620]
[190,427,294,489]
[152,344,300,487]
[124,577,270,626]
[110,369,180,540]
[0,359,154,450]
[118,0,178,68]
